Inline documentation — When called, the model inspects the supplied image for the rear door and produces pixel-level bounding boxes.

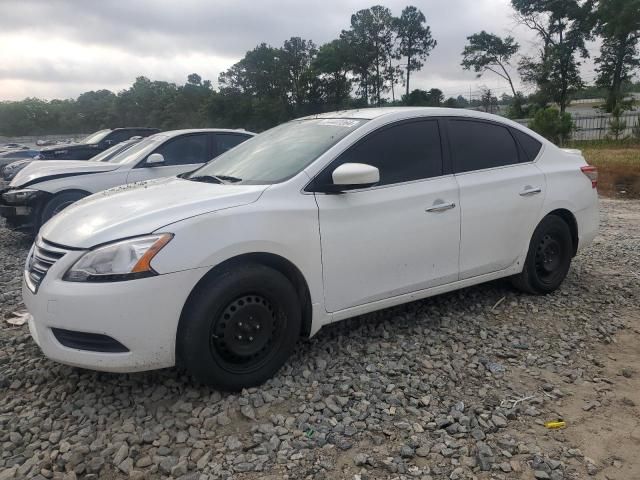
[312,119,460,312]
[447,118,546,279]
[126,133,211,183]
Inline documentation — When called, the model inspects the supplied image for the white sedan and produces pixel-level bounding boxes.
[22,108,599,390]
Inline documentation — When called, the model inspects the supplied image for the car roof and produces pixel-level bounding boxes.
[298,107,546,140]
[300,106,516,122]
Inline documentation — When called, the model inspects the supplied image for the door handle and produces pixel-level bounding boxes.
[425,201,456,213]
[519,186,542,196]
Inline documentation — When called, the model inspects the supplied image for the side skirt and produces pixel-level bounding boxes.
[323,264,522,327]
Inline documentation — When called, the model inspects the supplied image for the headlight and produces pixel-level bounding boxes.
[63,233,173,282]
[1,188,42,204]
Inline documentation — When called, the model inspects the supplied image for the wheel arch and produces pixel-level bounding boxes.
[176,252,313,364]
[546,208,579,256]
[36,188,92,229]
[49,188,93,198]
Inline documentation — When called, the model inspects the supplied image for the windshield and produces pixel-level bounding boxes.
[187,118,366,184]
[89,139,140,162]
[106,134,167,164]
[81,129,111,144]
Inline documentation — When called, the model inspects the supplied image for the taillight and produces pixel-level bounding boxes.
[581,165,598,189]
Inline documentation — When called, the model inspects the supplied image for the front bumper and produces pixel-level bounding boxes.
[0,187,44,227]
[23,247,210,373]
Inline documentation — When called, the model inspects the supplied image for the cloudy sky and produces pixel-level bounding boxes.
[0,0,601,102]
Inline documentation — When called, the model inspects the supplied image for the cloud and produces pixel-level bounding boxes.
[0,0,600,100]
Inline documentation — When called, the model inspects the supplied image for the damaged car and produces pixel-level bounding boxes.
[0,129,254,231]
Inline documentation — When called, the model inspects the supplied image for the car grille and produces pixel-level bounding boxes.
[26,238,69,293]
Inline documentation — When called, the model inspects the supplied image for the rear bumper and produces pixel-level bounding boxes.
[575,197,599,251]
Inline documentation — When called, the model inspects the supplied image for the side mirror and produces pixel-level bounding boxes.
[327,163,380,192]
[146,153,165,166]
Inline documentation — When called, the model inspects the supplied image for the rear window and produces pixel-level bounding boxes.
[449,120,519,173]
[512,129,542,162]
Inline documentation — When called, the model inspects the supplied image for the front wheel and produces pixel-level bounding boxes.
[512,215,573,295]
[178,264,301,390]
[39,191,87,229]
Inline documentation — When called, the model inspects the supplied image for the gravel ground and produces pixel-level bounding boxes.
[1,198,639,480]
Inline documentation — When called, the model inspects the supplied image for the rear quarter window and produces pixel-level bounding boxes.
[512,129,543,162]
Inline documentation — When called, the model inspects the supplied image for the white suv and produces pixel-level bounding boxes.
[23,108,599,390]
[0,129,253,231]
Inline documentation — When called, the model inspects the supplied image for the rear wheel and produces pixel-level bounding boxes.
[512,215,573,294]
[39,191,87,229]
[178,264,301,390]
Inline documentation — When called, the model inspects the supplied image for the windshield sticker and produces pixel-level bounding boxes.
[317,119,360,128]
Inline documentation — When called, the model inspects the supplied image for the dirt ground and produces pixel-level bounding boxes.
[503,310,640,480]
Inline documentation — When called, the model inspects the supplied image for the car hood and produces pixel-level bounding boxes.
[10,160,120,188]
[40,177,269,248]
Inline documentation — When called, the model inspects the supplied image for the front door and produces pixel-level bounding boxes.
[127,133,210,183]
[312,119,461,313]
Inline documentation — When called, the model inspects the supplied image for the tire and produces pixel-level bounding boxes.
[39,191,87,229]
[512,215,573,295]
[178,263,301,390]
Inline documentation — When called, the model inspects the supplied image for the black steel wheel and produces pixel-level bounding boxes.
[178,263,301,390]
[209,294,285,374]
[512,215,573,294]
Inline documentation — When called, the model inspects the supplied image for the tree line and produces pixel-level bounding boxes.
[0,0,638,137]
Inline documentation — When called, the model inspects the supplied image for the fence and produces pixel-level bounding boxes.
[516,111,640,142]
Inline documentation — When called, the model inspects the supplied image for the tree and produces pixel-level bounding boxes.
[75,90,117,128]
[512,0,594,113]
[219,43,290,103]
[396,6,437,98]
[456,95,470,108]
[281,37,318,108]
[479,87,498,113]
[313,39,353,107]
[594,0,640,112]
[402,88,443,106]
[172,74,214,128]
[341,6,396,106]
[461,31,519,97]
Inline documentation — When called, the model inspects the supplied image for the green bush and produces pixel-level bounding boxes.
[607,107,628,140]
[528,107,574,145]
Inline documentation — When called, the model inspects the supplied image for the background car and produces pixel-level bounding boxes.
[1,137,145,182]
[0,149,40,169]
[21,108,599,390]
[35,127,159,160]
[0,128,254,230]
[0,143,30,154]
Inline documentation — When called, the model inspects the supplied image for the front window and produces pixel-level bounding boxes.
[81,129,111,144]
[89,140,140,162]
[186,118,367,185]
[106,134,168,164]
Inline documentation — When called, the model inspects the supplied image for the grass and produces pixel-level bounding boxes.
[578,143,640,198]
